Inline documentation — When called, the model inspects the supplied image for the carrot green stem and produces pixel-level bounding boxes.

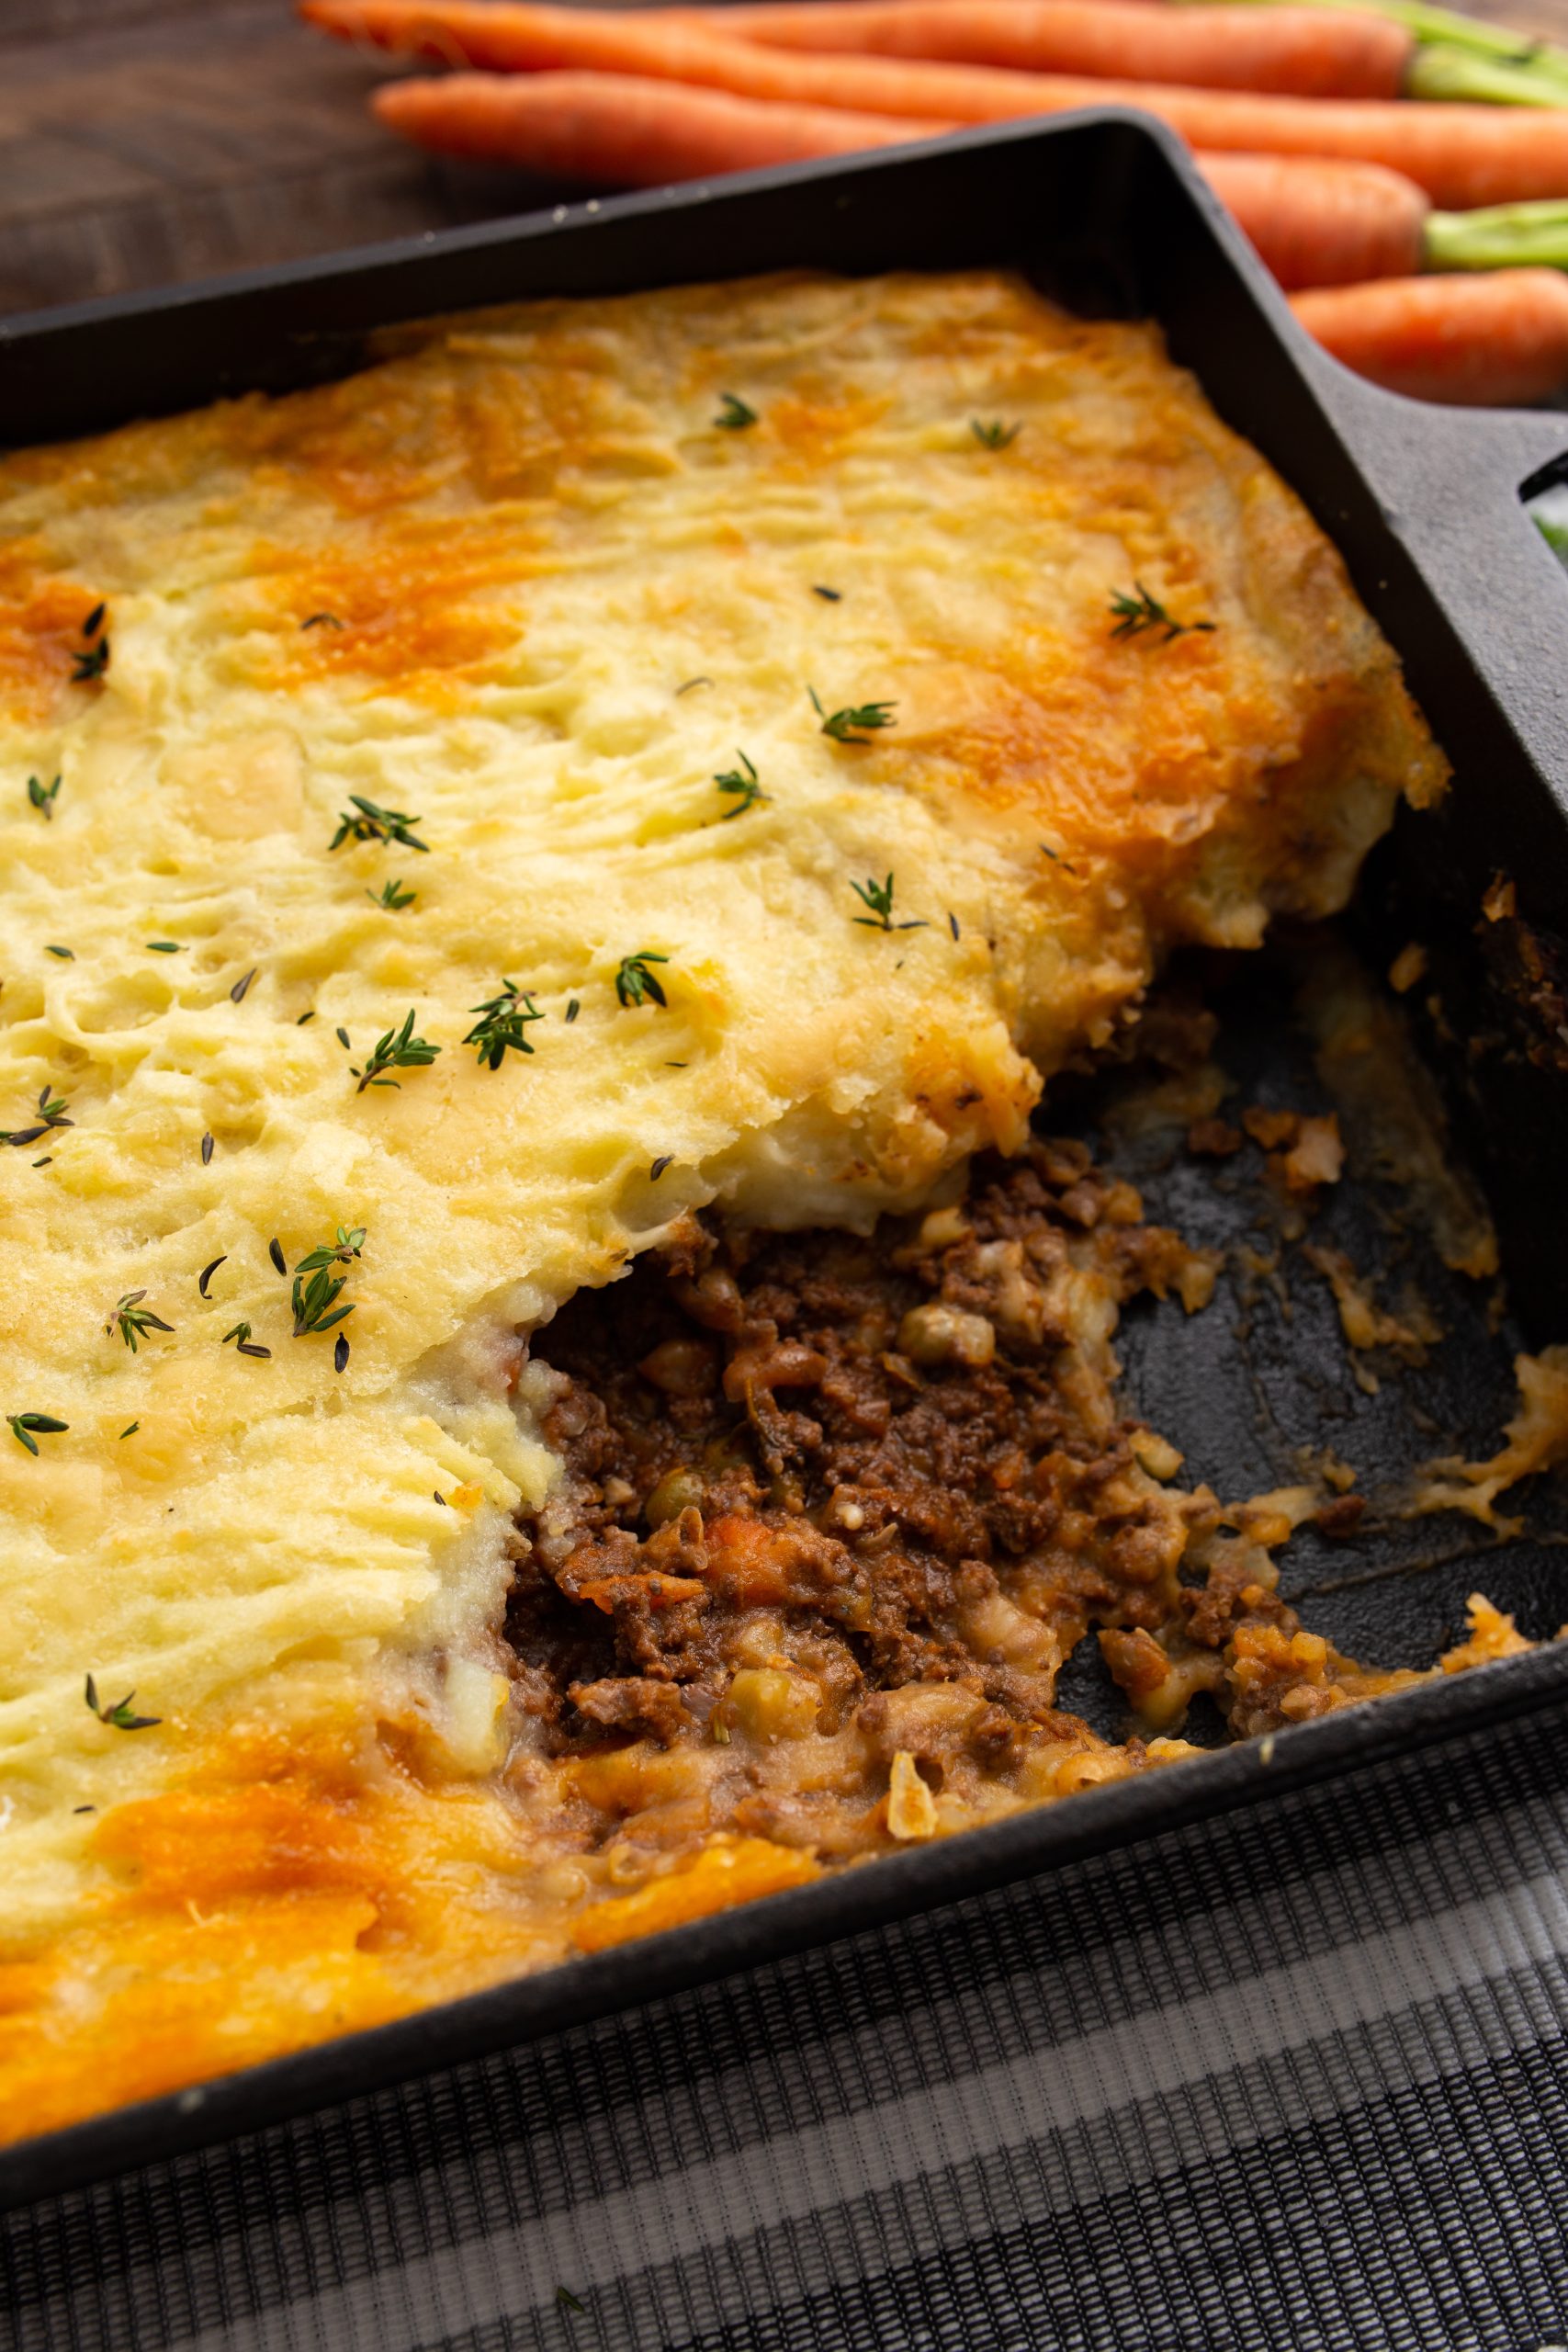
[1425,198,1568,272]
[1406,40,1568,105]
[1533,510,1568,569]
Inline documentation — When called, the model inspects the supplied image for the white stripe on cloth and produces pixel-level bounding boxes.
[159,1860,1568,2352]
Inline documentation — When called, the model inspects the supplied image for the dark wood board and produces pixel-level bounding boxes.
[2,0,1568,318]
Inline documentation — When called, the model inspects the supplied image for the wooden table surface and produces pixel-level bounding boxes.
[3,0,1568,318]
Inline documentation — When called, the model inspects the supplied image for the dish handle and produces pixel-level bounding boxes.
[1303,363,1568,822]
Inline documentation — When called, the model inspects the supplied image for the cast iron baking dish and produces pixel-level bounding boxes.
[5,111,1568,2209]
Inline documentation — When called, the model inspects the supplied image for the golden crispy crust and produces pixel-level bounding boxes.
[0,269,1443,2142]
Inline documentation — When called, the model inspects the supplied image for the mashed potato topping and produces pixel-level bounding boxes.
[0,270,1443,2138]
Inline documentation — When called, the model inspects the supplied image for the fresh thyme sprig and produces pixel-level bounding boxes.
[351,1009,440,1091]
[329,796,429,854]
[27,774,61,820]
[85,1673,159,1731]
[714,392,758,430]
[970,418,1021,449]
[615,952,669,1010]
[4,1088,72,1147]
[222,1321,271,1359]
[1108,582,1216,643]
[291,1226,366,1338]
[851,872,928,933]
[296,1226,366,1274]
[7,1411,67,1455]
[464,980,544,1069]
[107,1291,175,1352]
[810,685,897,744]
[714,751,767,820]
[367,878,417,910]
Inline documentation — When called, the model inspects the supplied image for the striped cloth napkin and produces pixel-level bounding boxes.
[7,1686,1568,2352]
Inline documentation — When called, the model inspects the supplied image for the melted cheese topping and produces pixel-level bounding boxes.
[0,269,1443,2137]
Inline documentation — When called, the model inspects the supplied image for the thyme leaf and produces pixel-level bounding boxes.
[27,774,61,820]
[970,417,1021,449]
[301,612,344,630]
[367,877,417,910]
[230,967,257,1003]
[197,1256,227,1298]
[1108,582,1215,643]
[351,1008,440,1091]
[713,392,757,430]
[614,952,669,1010]
[8,1411,68,1454]
[221,1321,272,1359]
[329,796,429,855]
[71,638,109,684]
[4,1088,72,1147]
[714,750,766,820]
[85,1673,159,1732]
[464,979,544,1069]
[107,1291,175,1352]
[810,685,897,744]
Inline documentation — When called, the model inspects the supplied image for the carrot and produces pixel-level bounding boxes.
[674,1,1413,101]
[1292,269,1568,403]
[299,0,1568,207]
[373,77,1428,291]
[1203,153,1427,286]
[1168,0,1568,106]
[374,69,950,175]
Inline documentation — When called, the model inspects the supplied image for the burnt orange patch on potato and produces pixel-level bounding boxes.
[0,579,108,727]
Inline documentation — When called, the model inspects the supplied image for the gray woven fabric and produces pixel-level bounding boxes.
[8,1696,1568,2352]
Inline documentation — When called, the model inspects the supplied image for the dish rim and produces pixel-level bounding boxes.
[5,105,1568,2211]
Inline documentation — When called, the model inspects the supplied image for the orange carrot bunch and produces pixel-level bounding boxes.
[299,0,1568,405]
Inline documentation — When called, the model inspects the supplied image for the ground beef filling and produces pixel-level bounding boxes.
[509,1141,1402,1858]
